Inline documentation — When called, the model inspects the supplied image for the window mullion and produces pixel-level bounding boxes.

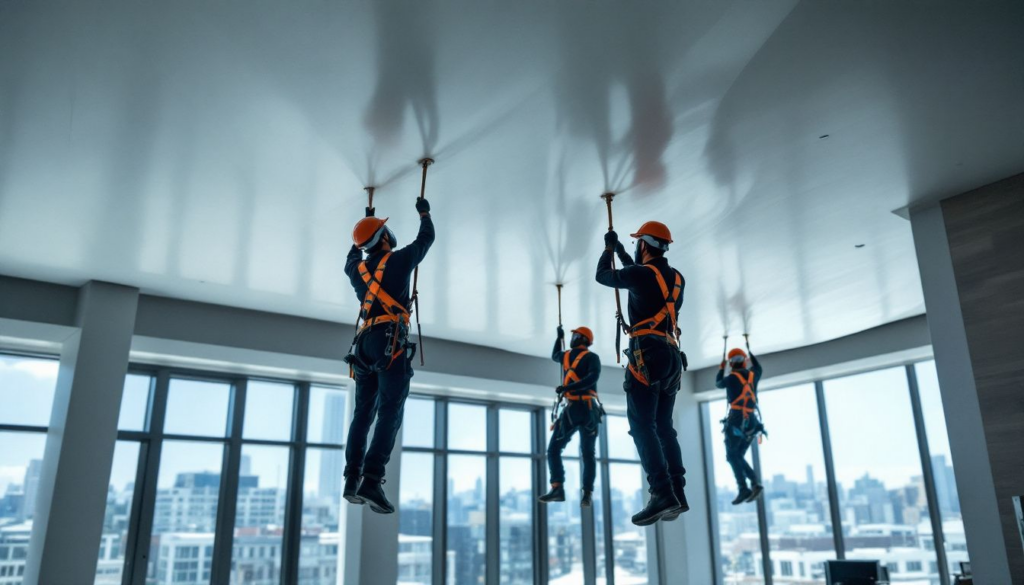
[433,399,449,585]
[906,365,951,585]
[486,406,500,585]
[751,441,773,585]
[127,369,170,585]
[700,402,724,585]
[281,382,310,585]
[209,378,246,583]
[815,380,846,558]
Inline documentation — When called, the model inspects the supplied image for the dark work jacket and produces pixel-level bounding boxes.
[594,245,684,334]
[716,353,763,425]
[344,215,435,319]
[551,338,601,396]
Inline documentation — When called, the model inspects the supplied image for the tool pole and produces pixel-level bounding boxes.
[744,333,750,352]
[365,186,375,213]
[601,193,625,364]
[412,158,434,366]
[722,335,729,364]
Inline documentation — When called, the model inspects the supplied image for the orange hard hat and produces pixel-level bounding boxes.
[571,327,594,345]
[728,348,747,362]
[353,217,389,249]
[630,221,673,244]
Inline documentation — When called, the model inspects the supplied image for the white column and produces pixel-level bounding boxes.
[24,281,139,584]
[910,203,1011,584]
[344,422,403,584]
[656,375,715,585]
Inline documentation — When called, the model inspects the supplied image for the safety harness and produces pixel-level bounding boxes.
[627,264,682,386]
[725,370,767,443]
[562,349,598,403]
[350,252,411,372]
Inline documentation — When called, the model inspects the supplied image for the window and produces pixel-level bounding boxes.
[915,361,969,575]
[606,463,647,584]
[0,353,59,585]
[398,452,434,585]
[103,369,348,585]
[703,362,960,585]
[499,457,533,584]
[824,368,933,565]
[706,399,764,584]
[756,384,834,585]
[447,454,487,585]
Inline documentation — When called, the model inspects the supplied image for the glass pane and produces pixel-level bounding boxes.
[307,386,348,445]
[608,463,649,584]
[448,404,486,452]
[916,361,970,578]
[756,385,834,584]
[149,440,224,584]
[231,445,289,584]
[447,455,486,585]
[824,367,937,577]
[706,400,765,584]
[402,397,435,448]
[547,459,583,583]
[243,381,295,441]
[398,452,434,584]
[0,354,58,426]
[0,430,46,581]
[499,410,532,454]
[118,374,151,432]
[593,467,607,584]
[96,441,140,584]
[606,415,637,461]
[499,457,533,584]
[301,447,345,584]
[164,378,231,437]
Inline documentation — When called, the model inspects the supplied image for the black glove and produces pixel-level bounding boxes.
[680,351,689,372]
[604,230,618,249]
[415,198,430,214]
[365,206,375,217]
[557,325,565,339]
[555,385,566,394]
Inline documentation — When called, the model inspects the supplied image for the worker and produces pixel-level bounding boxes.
[539,325,603,508]
[596,222,687,526]
[342,197,434,514]
[717,343,765,505]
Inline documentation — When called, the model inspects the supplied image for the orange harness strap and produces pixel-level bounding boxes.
[729,371,757,419]
[358,253,411,329]
[356,253,410,368]
[562,349,590,386]
[628,265,681,346]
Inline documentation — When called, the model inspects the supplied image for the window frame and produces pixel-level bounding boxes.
[701,360,956,585]
[114,364,349,585]
[401,396,655,585]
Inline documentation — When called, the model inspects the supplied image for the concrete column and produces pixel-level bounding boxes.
[657,373,714,585]
[24,281,139,584]
[910,198,1015,584]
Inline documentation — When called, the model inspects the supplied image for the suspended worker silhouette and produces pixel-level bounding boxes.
[717,339,766,505]
[342,197,434,514]
[539,325,604,507]
[596,221,688,526]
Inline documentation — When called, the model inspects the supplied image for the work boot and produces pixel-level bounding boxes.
[538,484,566,503]
[745,484,764,503]
[631,489,680,526]
[343,476,364,505]
[661,479,689,522]
[581,490,593,508]
[356,478,394,514]
[731,487,753,506]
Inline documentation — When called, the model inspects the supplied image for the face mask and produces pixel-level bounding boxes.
[385,227,397,248]
[570,333,587,348]
[634,240,645,265]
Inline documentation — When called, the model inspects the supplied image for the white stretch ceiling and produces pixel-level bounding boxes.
[1,1,1022,368]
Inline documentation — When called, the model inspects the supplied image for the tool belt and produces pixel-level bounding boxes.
[344,318,415,374]
[555,392,605,434]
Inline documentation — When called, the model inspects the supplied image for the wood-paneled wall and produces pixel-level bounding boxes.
[942,172,1024,581]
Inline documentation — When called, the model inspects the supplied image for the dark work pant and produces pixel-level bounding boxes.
[547,402,598,491]
[624,337,685,493]
[345,327,414,481]
[725,428,758,490]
